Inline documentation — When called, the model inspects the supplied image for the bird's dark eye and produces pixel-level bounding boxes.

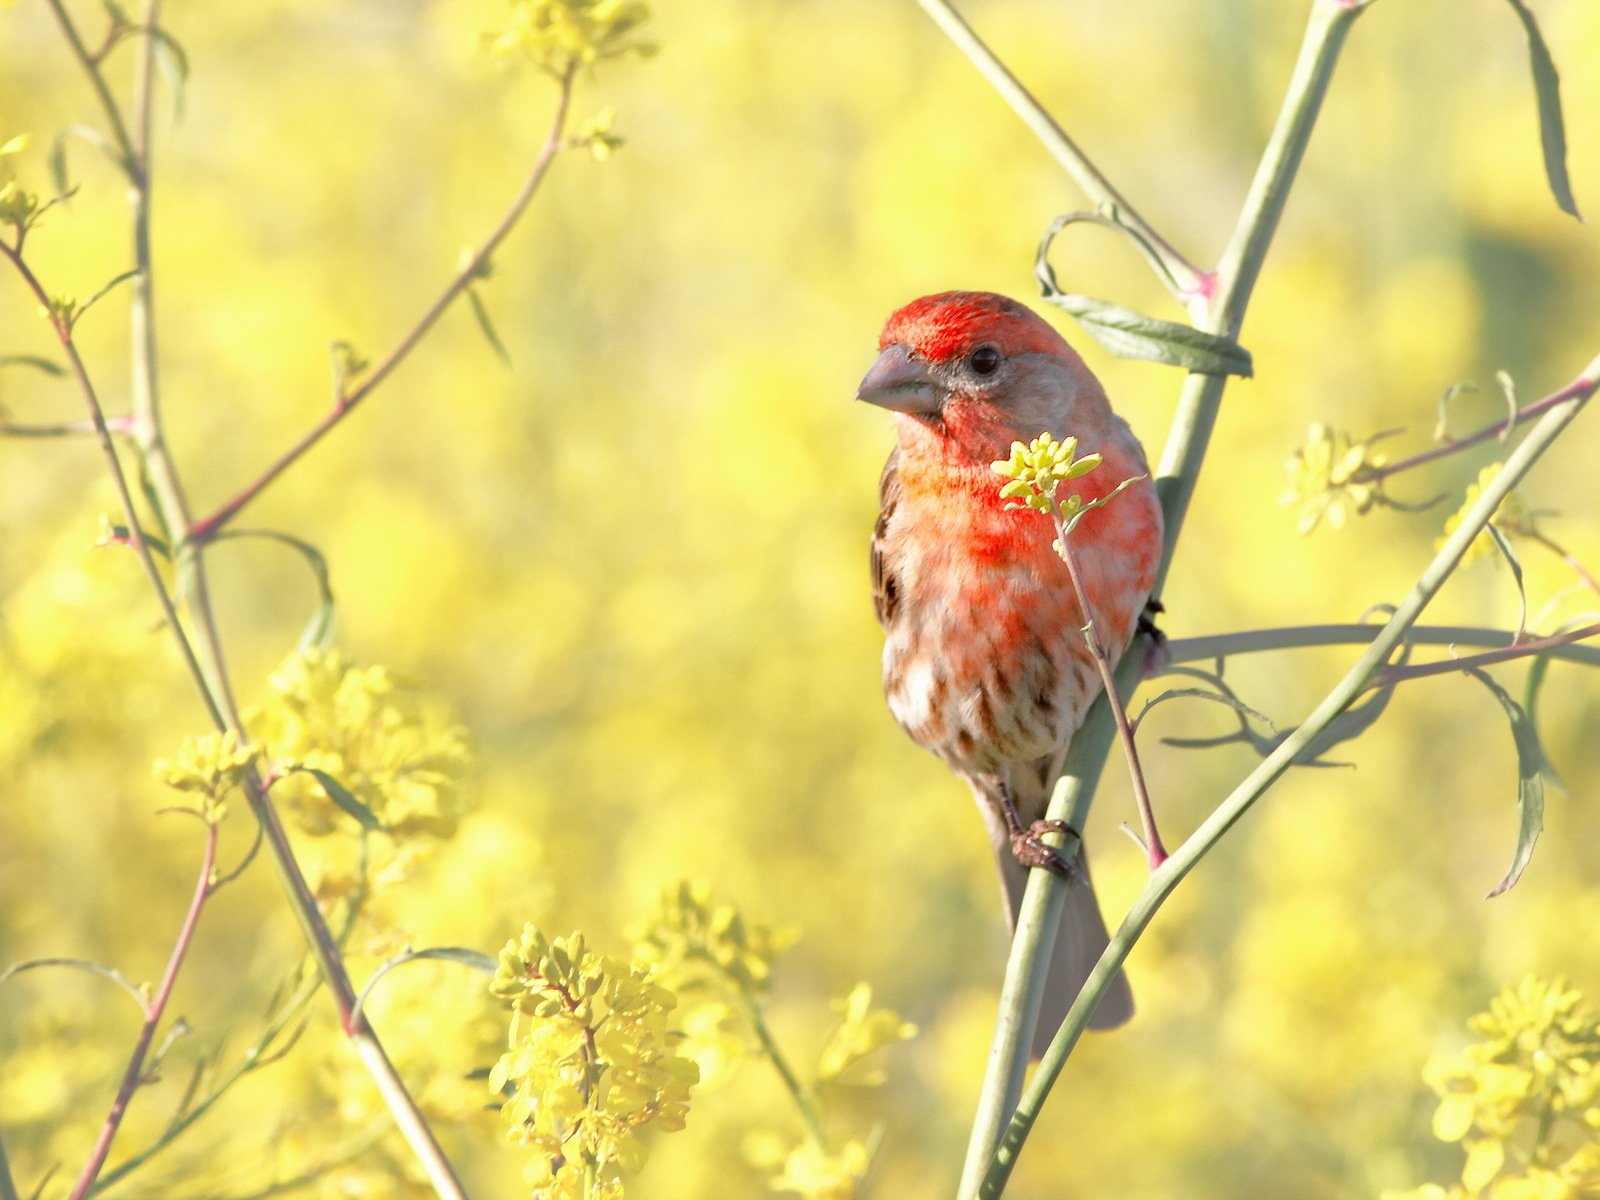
[968,344,1002,376]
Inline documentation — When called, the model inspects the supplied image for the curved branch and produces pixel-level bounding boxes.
[190,69,579,540]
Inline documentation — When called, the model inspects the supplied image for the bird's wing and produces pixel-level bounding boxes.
[870,448,901,628]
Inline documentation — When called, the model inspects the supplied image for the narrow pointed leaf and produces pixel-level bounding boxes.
[148,27,190,121]
[214,529,336,652]
[1466,667,1546,897]
[467,285,512,367]
[1504,0,1582,220]
[353,946,498,1023]
[0,355,66,377]
[1484,523,1528,643]
[70,268,141,331]
[1036,214,1252,376]
[0,957,149,1013]
[287,767,382,832]
[1131,686,1277,737]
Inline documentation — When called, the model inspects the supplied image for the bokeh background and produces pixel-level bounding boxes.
[2,0,1599,1196]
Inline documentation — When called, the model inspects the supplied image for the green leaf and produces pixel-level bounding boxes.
[148,27,190,121]
[1503,0,1582,220]
[1483,523,1527,643]
[1466,667,1546,898]
[1131,685,1277,738]
[1433,380,1478,442]
[1042,293,1254,377]
[352,946,499,1023]
[467,285,512,368]
[0,956,149,1014]
[69,268,141,331]
[101,521,171,559]
[1035,214,1253,376]
[213,528,336,653]
[0,355,66,377]
[287,767,382,832]
[1523,618,1590,794]
[46,125,119,203]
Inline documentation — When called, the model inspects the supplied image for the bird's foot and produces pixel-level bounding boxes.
[1010,819,1082,877]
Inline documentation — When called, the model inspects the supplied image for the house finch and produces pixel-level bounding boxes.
[858,290,1163,1049]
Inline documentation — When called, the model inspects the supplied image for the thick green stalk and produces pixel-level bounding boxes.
[955,3,1371,1193]
[979,352,1599,1197]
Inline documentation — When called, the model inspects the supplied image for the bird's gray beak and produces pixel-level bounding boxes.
[855,342,942,415]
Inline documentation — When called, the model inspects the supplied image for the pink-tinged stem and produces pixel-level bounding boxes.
[189,68,578,543]
[66,824,217,1200]
[1051,512,1168,869]
[1376,621,1600,688]
[1360,373,1598,484]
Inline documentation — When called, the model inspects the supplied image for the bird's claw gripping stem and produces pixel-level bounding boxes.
[1009,818,1082,876]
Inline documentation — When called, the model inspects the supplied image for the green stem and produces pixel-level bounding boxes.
[735,991,829,1152]
[0,1132,19,1200]
[979,350,1598,1196]
[189,68,578,541]
[912,0,1205,306]
[66,823,218,1200]
[24,10,474,1196]
[1164,622,1600,669]
[1052,511,1165,867]
[1157,0,1365,562]
[90,967,324,1194]
[41,0,139,176]
[956,3,1372,1193]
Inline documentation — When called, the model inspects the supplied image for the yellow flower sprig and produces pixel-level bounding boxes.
[1385,977,1600,1200]
[485,0,654,79]
[490,925,698,1198]
[991,432,1147,546]
[1280,422,1393,534]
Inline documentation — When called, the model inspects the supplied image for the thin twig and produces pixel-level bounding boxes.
[1376,621,1600,687]
[189,68,579,541]
[735,991,829,1153]
[913,0,1207,310]
[1358,375,1595,484]
[41,0,139,177]
[24,10,475,1194]
[1051,514,1166,868]
[0,417,128,437]
[0,240,223,729]
[1162,621,1600,670]
[65,824,217,1200]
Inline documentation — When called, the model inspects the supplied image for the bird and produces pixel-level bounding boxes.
[857,290,1163,1052]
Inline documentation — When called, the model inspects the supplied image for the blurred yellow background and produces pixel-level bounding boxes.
[2,0,1599,1196]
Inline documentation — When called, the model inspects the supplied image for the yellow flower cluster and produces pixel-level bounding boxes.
[1438,463,1535,568]
[633,883,912,1198]
[153,728,262,807]
[489,925,698,1198]
[252,649,469,840]
[1385,977,1600,1200]
[815,983,918,1088]
[991,432,1145,549]
[485,0,654,79]
[632,878,796,997]
[991,432,1104,516]
[768,1138,873,1200]
[1280,422,1389,534]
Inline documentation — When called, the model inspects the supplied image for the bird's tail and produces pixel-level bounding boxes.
[986,816,1133,1057]
[1026,855,1133,1057]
